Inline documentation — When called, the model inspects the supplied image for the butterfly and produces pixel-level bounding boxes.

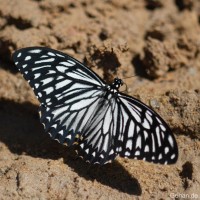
[12,47,178,165]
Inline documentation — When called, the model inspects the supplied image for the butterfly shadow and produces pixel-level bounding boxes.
[63,154,142,195]
[0,99,142,195]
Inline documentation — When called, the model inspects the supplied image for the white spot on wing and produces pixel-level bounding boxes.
[135,151,140,156]
[131,109,141,123]
[145,111,153,124]
[25,56,31,60]
[136,135,142,149]
[171,154,175,159]
[102,134,109,152]
[126,139,132,149]
[103,107,112,133]
[46,98,51,103]
[160,125,166,131]
[85,148,89,154]
[67,60,76,65]
[40,55,48,58]
[47,70,56,74]
[44,87,54,94]
[35,58,55,64]
[66,135,71,139]
[100,154,104,158]
[142,118,150,129]
[144,130,148,140]
[156,126,162,147]
[32,65,51,71]
[67,72,101,86]
[17,52,22,57]
[42,77,54,85]
[60,61,75,67]
[34,73,41,79]
[125,151,130,156]
[57,76,65,80]
[136,126,140,133]
[156,117,162,124]
[164,147,169,154]
[168,135,174,147]
[35,83,39,88]
[52,124,57,129]
[128,121,135,137]
[46,116,51,121]
[161,131,165,139]
[56,53,65,57]
[56,66,67,73]
[144,145,149,152]
[147,110,152,116]
[109,149,114,155]
[55,79,71,89]
[29,49,41,53]
[151,133,155,152]
[158,153,162,160]
[59,130,64,136]
[22,64,27,68]
[48,52,55,56]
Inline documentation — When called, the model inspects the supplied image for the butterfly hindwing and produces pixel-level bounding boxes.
[77,92,178,165]
[39,89,105,146]
[116,94,178,164]
[77,94,118,164]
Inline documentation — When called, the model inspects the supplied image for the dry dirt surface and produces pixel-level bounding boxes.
[0,0,200,199]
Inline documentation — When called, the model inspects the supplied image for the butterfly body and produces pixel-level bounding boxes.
[13,47,178,165]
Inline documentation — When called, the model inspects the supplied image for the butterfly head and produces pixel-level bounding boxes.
[112,78,123,90]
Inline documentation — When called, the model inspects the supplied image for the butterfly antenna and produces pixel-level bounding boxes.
[120,74,137,93]
[124,82,128,93]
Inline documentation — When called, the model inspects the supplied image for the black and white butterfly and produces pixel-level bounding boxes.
[12,47,178,165]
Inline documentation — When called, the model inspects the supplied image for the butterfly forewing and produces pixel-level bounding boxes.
[13,47,105,107]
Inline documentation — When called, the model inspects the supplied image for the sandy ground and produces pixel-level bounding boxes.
[0,0,200,199]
